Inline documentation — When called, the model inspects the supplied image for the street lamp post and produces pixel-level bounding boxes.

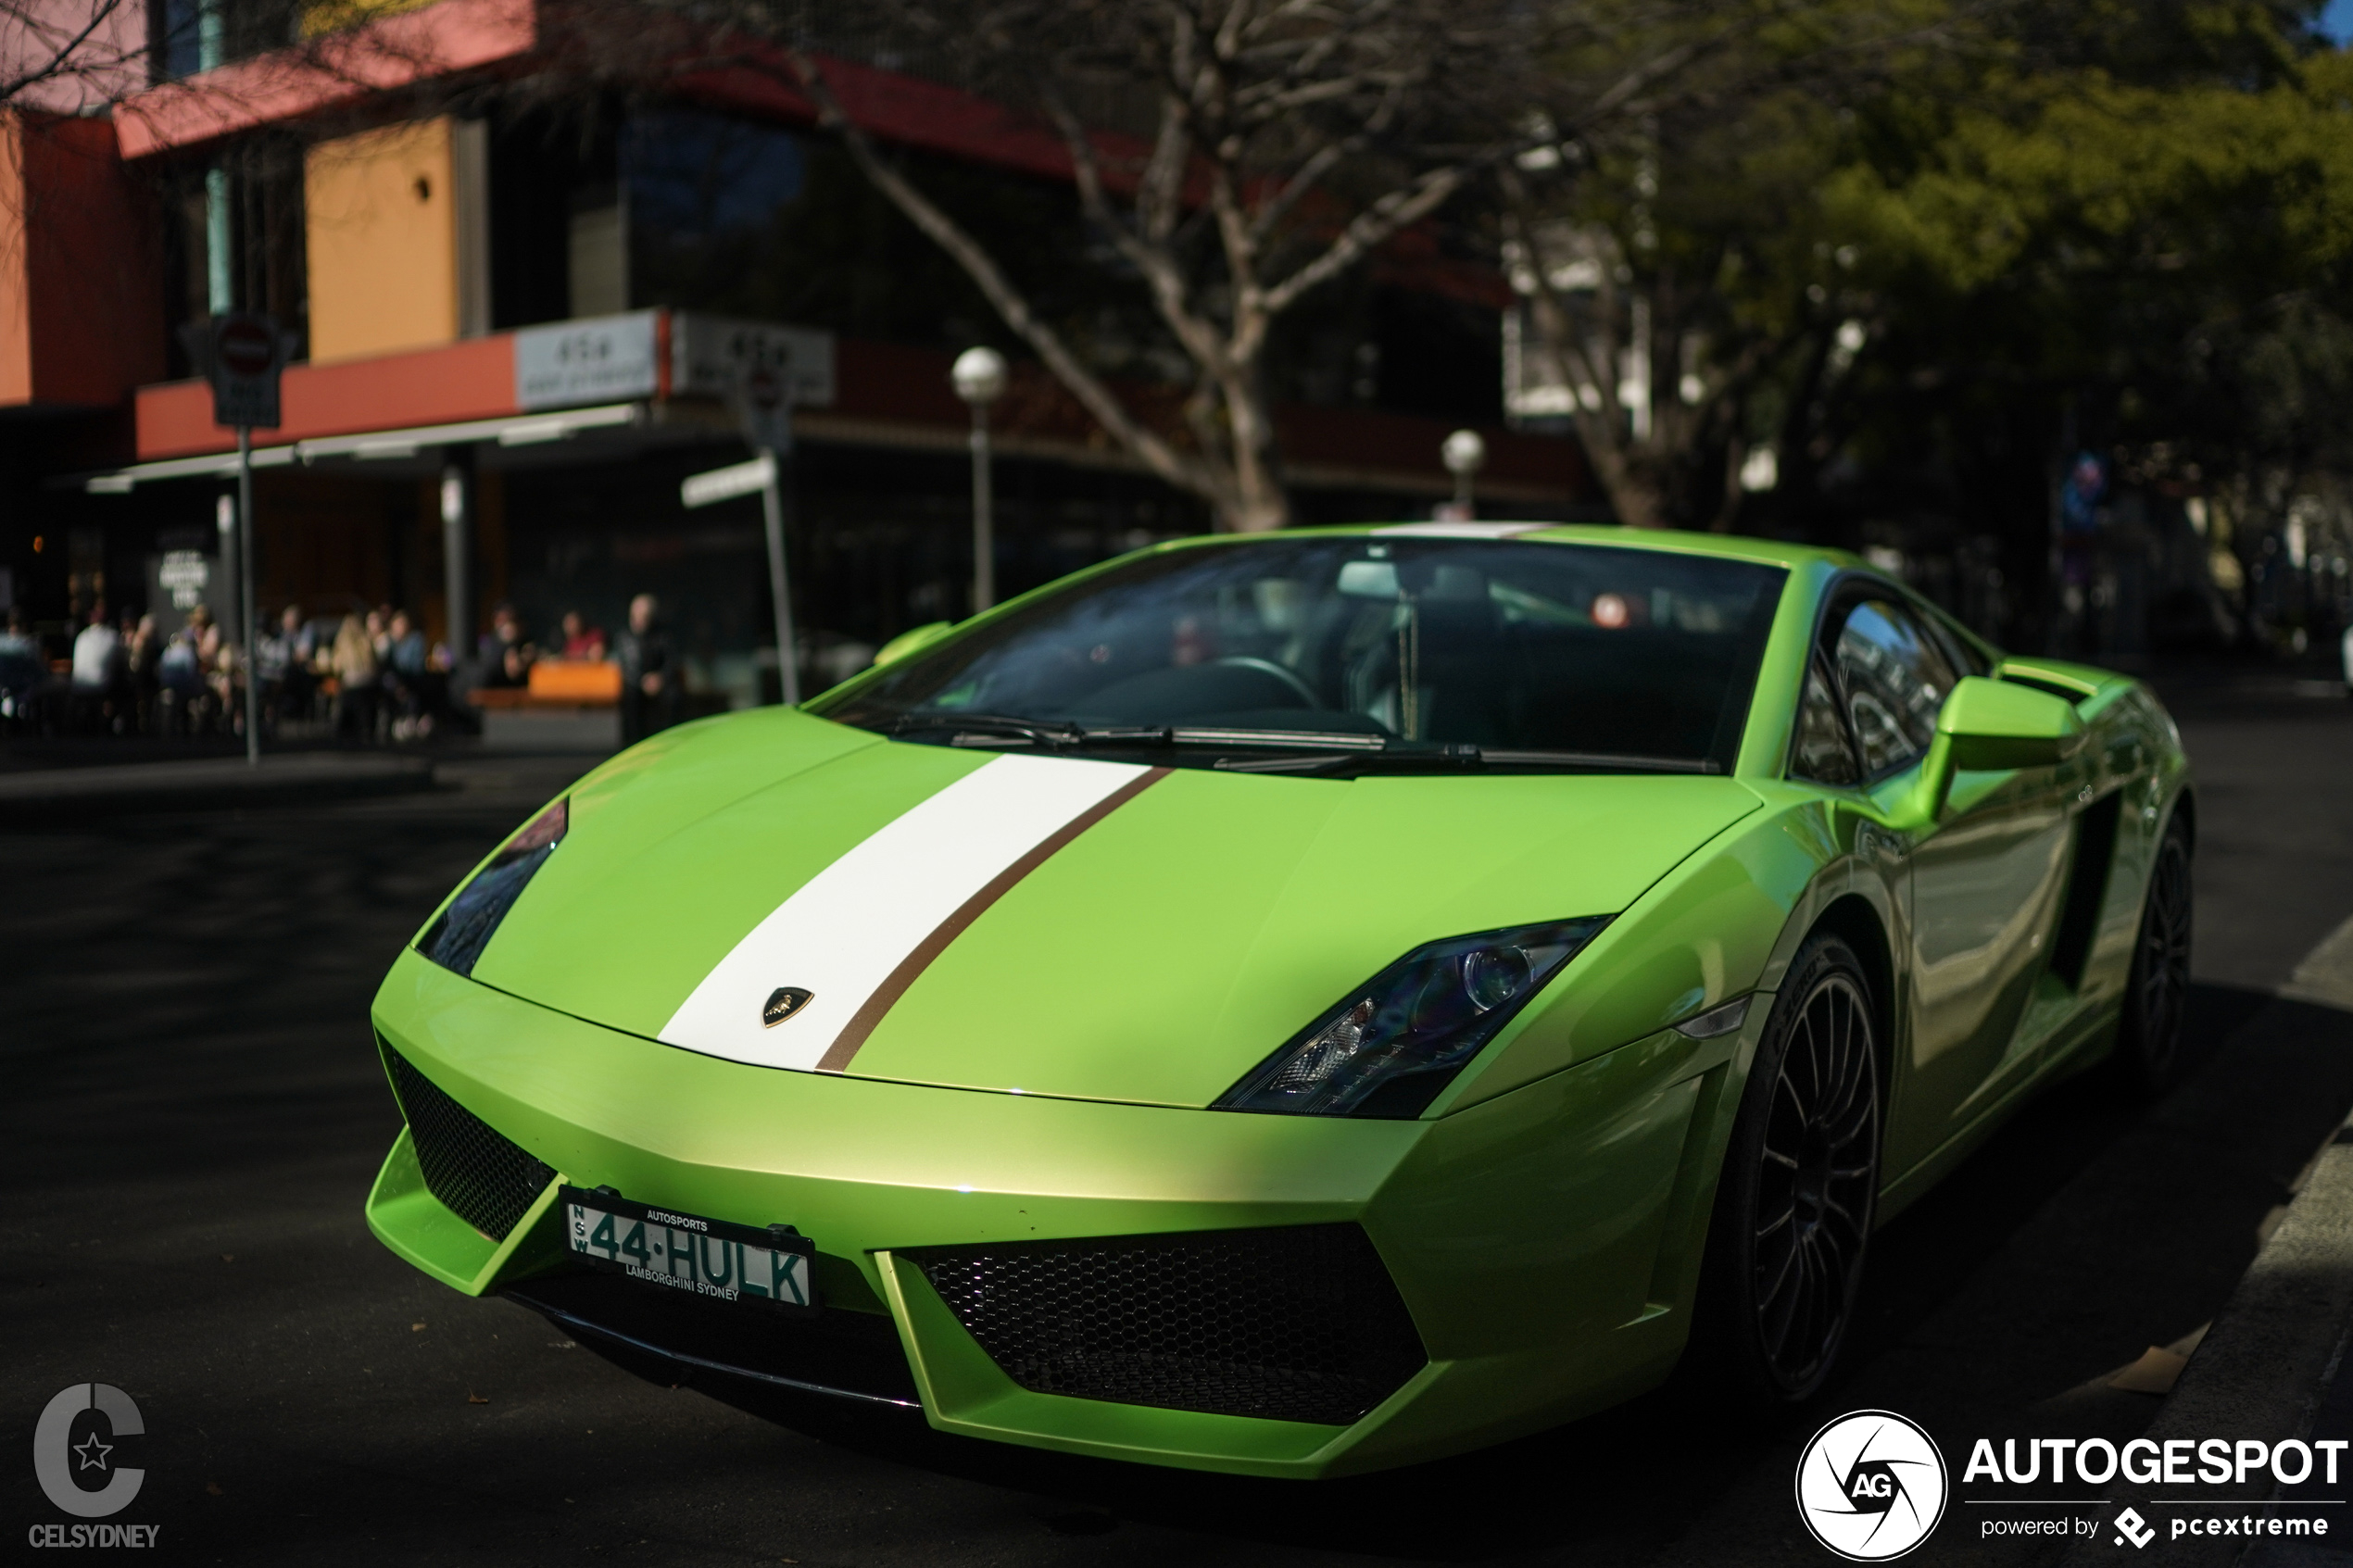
[1441,429,1487,518]
[952,346,1008,613]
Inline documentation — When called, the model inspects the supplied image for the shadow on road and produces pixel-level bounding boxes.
[510,981,2353,1563]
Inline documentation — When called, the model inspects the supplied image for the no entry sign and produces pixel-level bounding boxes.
[209,313,285,429]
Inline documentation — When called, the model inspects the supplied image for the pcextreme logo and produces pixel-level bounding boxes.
[1796,1410,1951,1561]
[27,1384,160,1550]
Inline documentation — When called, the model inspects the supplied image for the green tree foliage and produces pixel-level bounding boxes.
[1515,0,2353,566]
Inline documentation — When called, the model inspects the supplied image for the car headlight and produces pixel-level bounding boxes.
[418,797,568,978]
[1215,917,1609,1119]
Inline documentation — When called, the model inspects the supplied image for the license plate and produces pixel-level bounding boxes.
[559,1185,818,1314]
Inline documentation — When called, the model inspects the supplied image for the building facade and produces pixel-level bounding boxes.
[0,0,1595,701]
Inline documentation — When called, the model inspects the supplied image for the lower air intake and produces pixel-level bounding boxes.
[382,1043,554,1241]
[909,1223,1425,1425]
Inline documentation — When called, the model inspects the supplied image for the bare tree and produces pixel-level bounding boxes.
[535,0,1718,531]
[0,0,149,110]
[1501,151,1818,532]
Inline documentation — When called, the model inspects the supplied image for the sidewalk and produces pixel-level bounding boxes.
[0,750,437,817]
[2062,915,2353,1568]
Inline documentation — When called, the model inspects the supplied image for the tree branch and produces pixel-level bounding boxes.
[1039,85,1233,377]
[782,49,1231,513]
[1259,157,1472,318]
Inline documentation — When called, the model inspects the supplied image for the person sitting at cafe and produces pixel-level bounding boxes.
[256,605,315,724]
[71,602,123,688]
[70,602,127,732]
[153,607,220,733]
[560,610,609,661]
[126,614,163,734]
[195,608,235,723]
[382,609,439,740]
[476,603,535,689]
[331,613,381,743]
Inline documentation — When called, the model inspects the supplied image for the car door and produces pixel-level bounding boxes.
[1820,589,2075,1173]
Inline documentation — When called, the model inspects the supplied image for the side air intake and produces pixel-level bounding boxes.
[381,1042,554,1241]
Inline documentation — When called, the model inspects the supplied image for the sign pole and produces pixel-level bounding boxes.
[237,425,259,765]
[760,439,799,707]
[727,348,800,707]
[950,347,1007,613]
[971,403,995,613]
[678,447,797,704]
[202,311,283,767]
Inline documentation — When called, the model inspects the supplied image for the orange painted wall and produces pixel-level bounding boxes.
[0,118,31,407]
[305,117,459,364]
[0,111,164,408]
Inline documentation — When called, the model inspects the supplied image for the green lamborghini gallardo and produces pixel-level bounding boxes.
[366,523,2193,1477]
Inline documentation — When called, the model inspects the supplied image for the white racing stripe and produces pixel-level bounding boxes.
[659,752,1155,1071]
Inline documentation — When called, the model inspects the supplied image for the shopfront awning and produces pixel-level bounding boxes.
[63,403,646,493]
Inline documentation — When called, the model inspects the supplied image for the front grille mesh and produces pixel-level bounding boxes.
[910,1223,1426,1425]
[383,1043,553,1241]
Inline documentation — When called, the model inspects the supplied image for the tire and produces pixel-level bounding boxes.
[2115,813,2194,1097]
[1692,933,1882,1406]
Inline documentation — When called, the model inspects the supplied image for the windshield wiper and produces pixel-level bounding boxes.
[1164,726,1387,753]
[884,711,1389,754]
[884,711,1082,746]
[874,710,1717,775]
[1262,746,1722,778]
[1252,742,1484,776]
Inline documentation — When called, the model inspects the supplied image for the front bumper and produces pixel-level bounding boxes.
[367,947,1732,1477]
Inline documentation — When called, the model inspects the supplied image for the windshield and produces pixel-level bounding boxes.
[816,537,1786,775]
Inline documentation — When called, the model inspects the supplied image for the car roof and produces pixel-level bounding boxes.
[1153,522,1861,575]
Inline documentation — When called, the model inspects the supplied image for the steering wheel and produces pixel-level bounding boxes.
[1208,656,1322,709]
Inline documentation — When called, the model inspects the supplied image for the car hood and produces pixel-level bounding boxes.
[467,709,1762,1108]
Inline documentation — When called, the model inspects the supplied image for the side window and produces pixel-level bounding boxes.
[1793,659,1862,786]
[1832,596,1959,776]
[1918,602,1991,677]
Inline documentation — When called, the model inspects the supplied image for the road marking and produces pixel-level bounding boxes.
[2284,914,2353,1012]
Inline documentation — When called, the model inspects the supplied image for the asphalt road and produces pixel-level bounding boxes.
[6,672,2353,1568]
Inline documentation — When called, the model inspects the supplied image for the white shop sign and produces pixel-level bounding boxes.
[671,314,836,408]
[158,550,211,609]
[514,311,661,410]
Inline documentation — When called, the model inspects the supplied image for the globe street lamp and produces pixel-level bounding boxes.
[952,347,1009,613]
[1441,429,1487,517]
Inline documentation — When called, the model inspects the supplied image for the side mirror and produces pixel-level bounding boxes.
[1937,675,2085,770]
[872,621,956,668]
[1899,676,2084,823]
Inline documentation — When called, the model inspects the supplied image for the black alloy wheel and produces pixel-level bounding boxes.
[1695,933,1881,1405]
[2118,814,2194,1095]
